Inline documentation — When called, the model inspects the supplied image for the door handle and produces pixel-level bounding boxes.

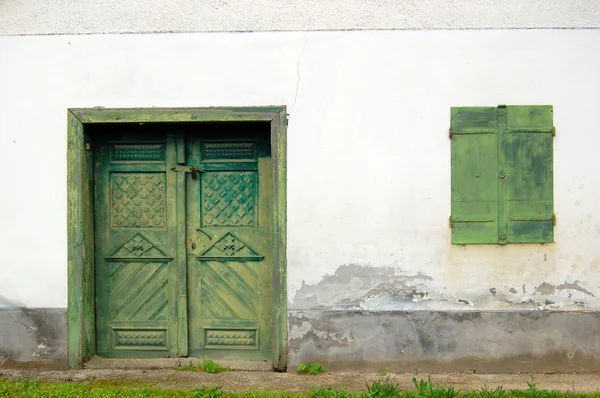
[197,228,212,240]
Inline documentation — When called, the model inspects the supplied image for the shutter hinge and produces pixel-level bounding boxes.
[449,216,454,228]
[449,128,453,139]
[552,127,556,137]
[553,214,556,226]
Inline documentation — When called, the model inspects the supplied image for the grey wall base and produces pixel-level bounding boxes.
[0,308,67,368]
[288,310,600,373]
[1,308,599,372]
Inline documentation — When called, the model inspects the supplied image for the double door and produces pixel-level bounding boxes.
[93,124,273,360]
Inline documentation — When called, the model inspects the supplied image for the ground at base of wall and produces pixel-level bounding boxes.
[1,369,600,393]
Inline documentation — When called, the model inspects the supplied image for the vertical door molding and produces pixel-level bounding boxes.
[67,107,288,370]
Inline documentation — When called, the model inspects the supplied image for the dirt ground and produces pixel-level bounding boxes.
[1,368,600,393]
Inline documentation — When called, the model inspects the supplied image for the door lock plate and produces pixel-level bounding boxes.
[171,166,204,179]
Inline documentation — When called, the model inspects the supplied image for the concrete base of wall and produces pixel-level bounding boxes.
[0,308,67,368]
[2,308,599,372]
[288,310,600,373]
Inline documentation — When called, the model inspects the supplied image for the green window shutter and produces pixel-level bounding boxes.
[504,105,554,243]
[450,107,499,244]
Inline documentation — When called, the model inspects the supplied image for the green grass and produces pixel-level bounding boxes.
[177,359,232,374]
[0,376,599,398]
[297,362,327,375]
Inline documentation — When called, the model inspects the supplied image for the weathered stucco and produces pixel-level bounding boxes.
[0,304,67,368]
[289,310,600,372]
[0,28,599,370]
[1,30,599,311]
[292,265,600,311]
[1,0,599,35]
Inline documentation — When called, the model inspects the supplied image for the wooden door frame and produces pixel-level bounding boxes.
[67,107,288,370]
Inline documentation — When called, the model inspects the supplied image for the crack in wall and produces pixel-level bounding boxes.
[290,32,308,116]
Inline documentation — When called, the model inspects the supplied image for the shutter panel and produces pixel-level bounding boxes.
[450,107,499,244]
[505,105,554,243]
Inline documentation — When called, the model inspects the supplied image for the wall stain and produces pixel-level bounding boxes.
[535,282,556,295]
[556,282,595,297]
[288,310,600,372]
[0,295,67,367]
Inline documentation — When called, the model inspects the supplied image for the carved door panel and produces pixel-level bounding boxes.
[94,129,181,357]
[186,132,273,360]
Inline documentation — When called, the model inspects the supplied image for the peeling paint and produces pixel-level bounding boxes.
[292,264,440,310]
[291,264,599,311]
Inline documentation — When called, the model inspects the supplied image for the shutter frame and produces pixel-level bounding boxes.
[505,105,554,243]
[450,107,499,244]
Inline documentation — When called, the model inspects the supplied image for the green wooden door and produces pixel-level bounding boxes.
[185,130,273,360]
[94,129,181,357]
[94,125,273,360]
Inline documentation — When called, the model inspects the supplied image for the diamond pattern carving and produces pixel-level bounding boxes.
[202,172,256,226]
[123,235,154,256]
[115,329,166,347]
[206,329,256,347]
[112,144,165,161]
[214,235,245,256]
[112,173,166,228]
[203,143,255,160]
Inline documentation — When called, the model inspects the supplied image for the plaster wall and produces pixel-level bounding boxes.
[0,30,599,314]
[1,0,599,35]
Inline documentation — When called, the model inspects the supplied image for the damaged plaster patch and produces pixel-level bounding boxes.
[292,264,441,310]
[504,281,599,309]
[0,295,67,366]
[556,282,595,297]
[288,312,354,353]
[291,265,600,311]
[535,282,556,295]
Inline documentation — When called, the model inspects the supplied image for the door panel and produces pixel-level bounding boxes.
[186,135,273,360]
[95,132,180,357]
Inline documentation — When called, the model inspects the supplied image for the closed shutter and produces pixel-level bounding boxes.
[450,107,499,244]
[505,105,554,243]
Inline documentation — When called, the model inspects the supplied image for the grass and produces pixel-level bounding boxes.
[177,359,232,374]
[297,362,327,375]
[0,375,599,398]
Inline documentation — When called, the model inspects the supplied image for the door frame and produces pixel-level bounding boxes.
[67,107,288,370]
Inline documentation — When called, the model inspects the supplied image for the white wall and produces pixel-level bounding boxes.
[0,30,599,309]
[1,0,599,35]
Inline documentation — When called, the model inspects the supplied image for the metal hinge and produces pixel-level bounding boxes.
[449,128,453,139]
[449,216,453,228]
[553,214,556,226]
[552,127,556,137]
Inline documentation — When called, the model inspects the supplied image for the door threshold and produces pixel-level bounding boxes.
[84,356,273,372]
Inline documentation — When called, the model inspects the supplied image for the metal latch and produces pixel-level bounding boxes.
[170,166,204,179]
